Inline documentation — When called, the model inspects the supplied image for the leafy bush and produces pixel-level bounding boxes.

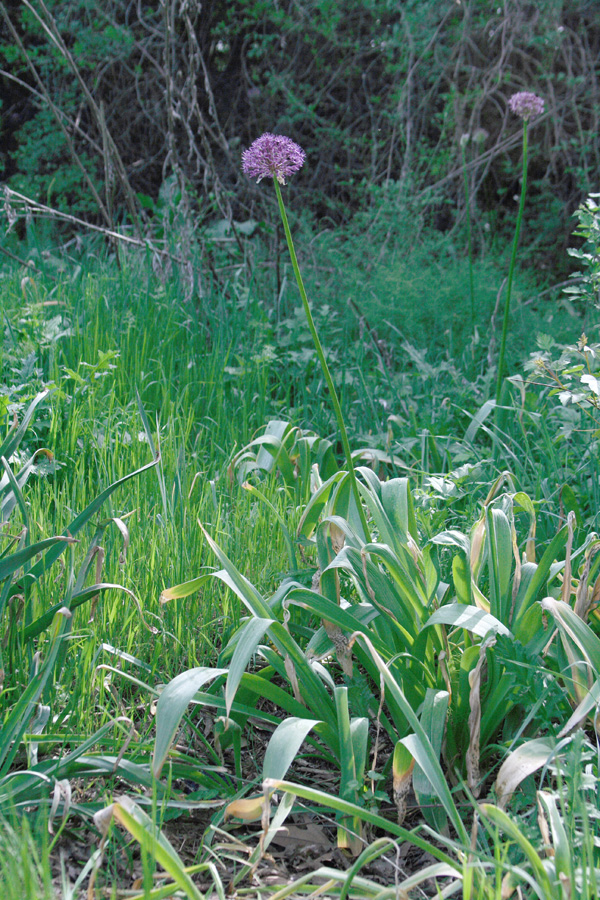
[530,193,600,417]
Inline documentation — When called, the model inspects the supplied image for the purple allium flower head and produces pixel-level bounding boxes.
[242,133,306,185]
[508,92,544,121]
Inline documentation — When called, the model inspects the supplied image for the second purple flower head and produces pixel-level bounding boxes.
[242,133,306,185]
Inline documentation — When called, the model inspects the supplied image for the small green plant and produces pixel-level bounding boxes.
[528,194,600,433]
[564,192,600,309]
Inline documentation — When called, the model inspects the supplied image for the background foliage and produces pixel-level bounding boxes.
[1,0,599,263]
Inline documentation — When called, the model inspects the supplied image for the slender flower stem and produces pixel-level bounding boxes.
[461,143,475,332]
[495,120,529,407]
[273,178,370,540]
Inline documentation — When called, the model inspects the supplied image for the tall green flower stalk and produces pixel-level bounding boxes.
[495,92,544,409]
[242,133,369,539]
[460,133,476,332]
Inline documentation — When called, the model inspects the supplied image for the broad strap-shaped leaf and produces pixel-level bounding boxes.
[262,778,457,867]
[425,603,511,638]
[256,420,296,477]
[0,535,74,585]
[239,667,313,719]
[315,515,363,577]
[321,546,420,645]
[354,633,468,842]
[289,587,414,736]
[190,678,340,759]
[541,595,600,672]
[0,609,69,775]
[520,524,568,609]
[380,476,418,541]
[111,797,205,900]
[23,582,139,642]
[356,472,409,552]
[513,491,537,561]
[464,398,495,444]
[263,717,323,780]
[511,561,540,628]
[235,433,297,485]
[542,595,600,706]
[350,717,369,788]
[160,572,213,603]
[334,686,356,800]
[225,617,274,717]
[393,741,415,824]
[413,689,449,830]
[198,525,272,617]
[153,667,227,777]
[430,529,471,556]
[537,790,570,882]
[359,542,430,621]
[494,737,556,809]
[1,453,30,526]
[452,553,472,605]
[0,389,49,463]
[200,526,336,726]
[559,679,600,737]
[480,674,520,749]
[485,507,513,623]
[297,470,348,541]
[286,586,388,657]
[334,685,367,853]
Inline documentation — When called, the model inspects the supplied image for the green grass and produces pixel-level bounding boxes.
[2,252,301,735]
[294,206,586,370]
[0,812,56,900]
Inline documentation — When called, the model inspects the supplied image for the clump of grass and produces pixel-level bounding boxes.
[0,813,56,900]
